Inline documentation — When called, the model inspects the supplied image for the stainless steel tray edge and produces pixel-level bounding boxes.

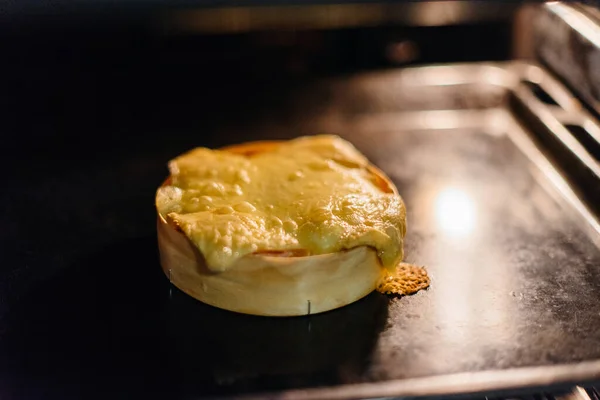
[234,360,600,400]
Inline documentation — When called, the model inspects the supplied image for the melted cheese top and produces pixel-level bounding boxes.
[156,135,406,272]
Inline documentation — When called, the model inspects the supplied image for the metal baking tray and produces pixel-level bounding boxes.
[2,62,600,400]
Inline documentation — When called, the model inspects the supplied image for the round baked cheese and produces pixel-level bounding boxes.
[156,135,408,316]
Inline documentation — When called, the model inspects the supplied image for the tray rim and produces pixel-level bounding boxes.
[231,360,600,400]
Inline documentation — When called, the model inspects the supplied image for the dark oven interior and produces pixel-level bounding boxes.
[1,2,600,400]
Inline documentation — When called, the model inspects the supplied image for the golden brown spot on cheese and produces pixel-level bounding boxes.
[215,206,235,215]
[376,263,430,295]
[230,184,244,196]
[282,219,298,233]
[235,169,251,184]
[288,170,304,181]
[233,201,257,213]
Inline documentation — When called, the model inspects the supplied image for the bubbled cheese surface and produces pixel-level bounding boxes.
[156,135,406,272]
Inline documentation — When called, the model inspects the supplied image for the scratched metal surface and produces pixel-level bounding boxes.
[1,64,600,400]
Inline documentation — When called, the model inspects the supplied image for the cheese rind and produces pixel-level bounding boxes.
[156,135,406,272]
